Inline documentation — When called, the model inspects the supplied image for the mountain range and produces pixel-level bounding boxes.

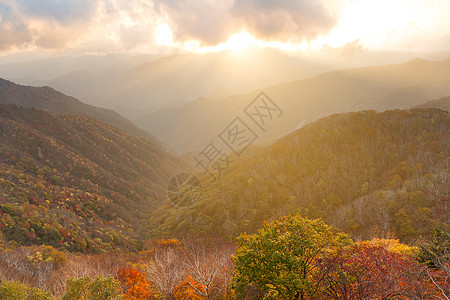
[0,56,449,250]
[135,58,450,153]
[7,49,447,120]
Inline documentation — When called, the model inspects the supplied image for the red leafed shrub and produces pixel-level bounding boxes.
[315,243,433,299]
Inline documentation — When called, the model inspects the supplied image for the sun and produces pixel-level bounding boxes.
[223,32,261,51]
[183,30,313,53]
[155,21,174,46]
[184,31,263,53]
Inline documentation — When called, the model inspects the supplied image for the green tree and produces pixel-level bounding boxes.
[232,214,350,299]
[0,281,53,300]
[63,276,122,300]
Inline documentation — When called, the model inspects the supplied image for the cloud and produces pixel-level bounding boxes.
[155,0,339,45]
[14,0,98,24]
[0,0,449,54]
[232,0,337,42]
[0,2,33,50]
[0,0,99,51]
[0,0,350,52]
[0,0,168,53]
[154,0,235,45]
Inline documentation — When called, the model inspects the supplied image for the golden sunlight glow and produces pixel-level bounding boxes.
[224,32,261,51]
[184,31,262,53]
[155,21,174,46]
[183,31,310,53]
[181,0,441,53]
[313,0,415,49]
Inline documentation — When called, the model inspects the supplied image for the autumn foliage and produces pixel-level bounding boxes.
[233,214,446,299]
[173,276,206,300]
[315,243,431,299]
[0,104,184,253]
[0,105,449,299]
[115,268,156,300]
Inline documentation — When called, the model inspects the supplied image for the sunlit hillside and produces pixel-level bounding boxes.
[148,108,449,242]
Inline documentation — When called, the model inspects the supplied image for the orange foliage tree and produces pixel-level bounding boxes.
[173,276,206,300]
[115,268,157,300]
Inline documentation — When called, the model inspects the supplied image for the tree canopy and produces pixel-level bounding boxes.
[233,215,350,299]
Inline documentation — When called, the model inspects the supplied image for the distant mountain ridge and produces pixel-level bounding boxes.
[414,95,450,111]
[45,49,314,118]
[8,50,450,120]
[135,57,450,153]
[0,78,172,152]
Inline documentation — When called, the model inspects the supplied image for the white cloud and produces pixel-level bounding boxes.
[154,0,340,45]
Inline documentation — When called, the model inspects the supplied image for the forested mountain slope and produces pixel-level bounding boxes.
[0,78,171,151]
[415,96,450,111]
[149,108,449,243]
[0,105,186,252]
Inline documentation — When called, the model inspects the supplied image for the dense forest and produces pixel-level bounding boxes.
[149,108,449,243]
[0,105,448,299]
[0,104,185,252]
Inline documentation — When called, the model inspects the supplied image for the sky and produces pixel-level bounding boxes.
[0,0,450,56]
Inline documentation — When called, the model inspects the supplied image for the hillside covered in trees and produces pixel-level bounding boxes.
[0,78,170,150]
[0,105,448,300]
[149,108,449,243]
[415,96,450,111]
[0,104,186,252]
